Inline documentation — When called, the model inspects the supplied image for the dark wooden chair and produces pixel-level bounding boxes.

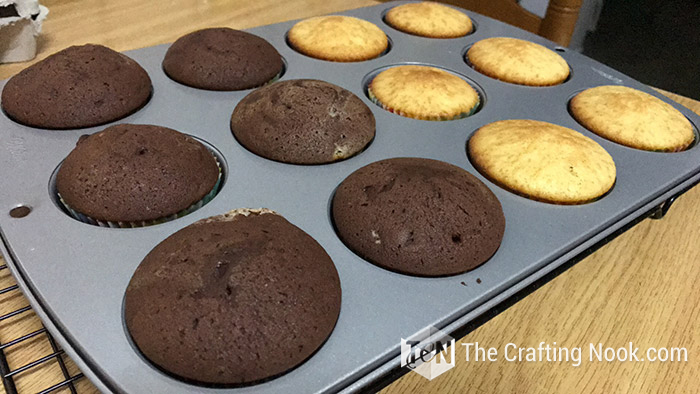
[440,0,584,46]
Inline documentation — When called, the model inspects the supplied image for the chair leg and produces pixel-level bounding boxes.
[539,0,584,46]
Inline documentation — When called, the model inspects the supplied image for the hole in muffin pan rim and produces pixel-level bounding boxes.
[1,1,700,393]
[8,204,31,218]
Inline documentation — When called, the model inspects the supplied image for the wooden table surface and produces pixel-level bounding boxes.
[0,1,698,393]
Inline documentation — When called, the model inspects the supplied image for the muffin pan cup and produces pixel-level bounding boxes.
[1,2,700,393]
[54,144,225,229]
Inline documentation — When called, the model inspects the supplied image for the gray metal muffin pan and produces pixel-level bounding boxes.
[1,1,700,392]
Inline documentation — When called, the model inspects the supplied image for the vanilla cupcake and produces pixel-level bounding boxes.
[385,2,473,38]
[570,85,695,152]
[469,119,616,204]
[368,65,480,120]
[466,37,569,86]
[288,15,388,62]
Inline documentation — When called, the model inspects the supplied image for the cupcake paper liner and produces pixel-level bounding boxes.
[258,69,284,88]
[58,156,223,228]
[367,85,479,121]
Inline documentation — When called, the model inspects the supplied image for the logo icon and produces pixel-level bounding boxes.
[400,325,455,380]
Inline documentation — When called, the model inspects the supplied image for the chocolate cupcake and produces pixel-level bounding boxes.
[124,209,342,385]
[56,124,220,227]
[163,28,284,91]
[231,79,375,164]
[332,158,505,276]
[1,44,152,129]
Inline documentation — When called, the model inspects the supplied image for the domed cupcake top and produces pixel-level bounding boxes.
[385,2,473,38]
[467,37,569,86]
[2,44,152,129]
[124,209,342,385]
[231,79,375,164]
[56,124,219,223]
[570,85,695,152]
[469,119,616,204]
[287,15,388,62]
[163,28,284,91]
[332,157,505,276]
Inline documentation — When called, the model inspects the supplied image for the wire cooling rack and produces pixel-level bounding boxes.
[0,257,93,394]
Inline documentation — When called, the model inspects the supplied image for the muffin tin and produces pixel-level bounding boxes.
[1,1,700,393]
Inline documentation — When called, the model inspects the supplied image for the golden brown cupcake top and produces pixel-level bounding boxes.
[469,119,616,204]
[287,15,387,62]
[369,65,480,120]
[385,2,473,38]
[570,85,695,152]
[467,37,569,86]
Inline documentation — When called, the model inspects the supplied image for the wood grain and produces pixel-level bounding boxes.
[384,183,700,393]
[1,1,699,393]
